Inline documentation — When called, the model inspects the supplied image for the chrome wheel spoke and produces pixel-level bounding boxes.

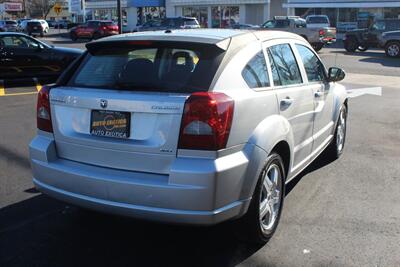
[260,199,271,219]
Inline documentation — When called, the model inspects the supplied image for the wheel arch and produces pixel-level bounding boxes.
[239,115,294,201]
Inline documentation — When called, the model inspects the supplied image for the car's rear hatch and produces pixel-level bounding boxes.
[50,40,226,174]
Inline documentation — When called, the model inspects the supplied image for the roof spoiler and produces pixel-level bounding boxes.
[86,38,231,53]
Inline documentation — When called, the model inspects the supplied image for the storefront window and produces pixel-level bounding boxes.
[182,7,208,28]
[211,6,239,28]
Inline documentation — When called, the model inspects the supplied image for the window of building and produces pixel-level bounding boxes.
[268,44,302,86]
[183,6,208,28]
[295,44,326,83]
[211,6,239,28]
[241,51,270,89]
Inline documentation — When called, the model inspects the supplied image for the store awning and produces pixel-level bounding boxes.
[127,0,165,8]
[283,1,400,8]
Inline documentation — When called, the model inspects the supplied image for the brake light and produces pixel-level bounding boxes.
[37,86,53,132]
[178,92,234,150]
[319,29,325,36]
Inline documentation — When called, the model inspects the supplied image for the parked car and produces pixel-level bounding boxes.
[70,20,119,41]
[378,30,400,57]
[0,20,18,32]
[29,29,348,244]
[46,20,57,28]
[343,19,400,52]
[306,15,331,29]
[134,17,200,32]
[18,20,45,37]
[261,16,336,51]
[0,32,82,84]
[54,20,72,29]
[39,20,50,33]
[231,23,260,29]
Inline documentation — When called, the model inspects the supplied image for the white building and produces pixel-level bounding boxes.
[284,0,400,32]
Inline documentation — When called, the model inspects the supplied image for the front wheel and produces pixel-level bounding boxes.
[327,105,347,159]
[92,32,101,40]
[70,32,78,41]
[344,38,358,52]
[312,43,324,52]
[385,41,400,57]
[234,153,285,244]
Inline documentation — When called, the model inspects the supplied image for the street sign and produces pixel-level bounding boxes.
[54,3,62,15]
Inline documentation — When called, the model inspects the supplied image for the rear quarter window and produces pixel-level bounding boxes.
[241,51,270,89]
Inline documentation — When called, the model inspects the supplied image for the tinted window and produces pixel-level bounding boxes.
[267,50,281,86]
[306,17,329,24]
[6,21,17,25]
[101,21,114,26]
[295,44,326,82]
[295,20,307,28]
[242,51,270,88]
[0,36,39,49]
[27,22,41,26]
[268,44,302,86]
[69,43,224,93]
[184,19,199,26]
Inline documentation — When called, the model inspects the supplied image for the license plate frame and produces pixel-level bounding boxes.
[90,110,131,139]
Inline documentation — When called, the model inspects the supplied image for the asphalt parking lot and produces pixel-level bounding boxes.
[0,32,400,266]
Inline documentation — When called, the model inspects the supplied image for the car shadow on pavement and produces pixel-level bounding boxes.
[329,50,400,67]
[0,153,336,267]
[0,194,263,267]
[286,150,335,196]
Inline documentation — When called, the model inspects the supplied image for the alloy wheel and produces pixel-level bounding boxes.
[336,109,346,153]
[259,163,282,234]
[387,44,400,57]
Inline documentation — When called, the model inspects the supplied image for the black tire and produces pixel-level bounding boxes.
[92,32,101,40]
[40,32,44,37]
[327,105,347,160]
[312,43,324,52]
[234,153,286,244]
[70,32,78,41]
[385,41,400,57]
[344,38,358,52]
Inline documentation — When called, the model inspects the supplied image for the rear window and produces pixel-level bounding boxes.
[28,22,41,26]
[68,42,225,93]
[6,21,17,25]
[184,19,199,26]
[306,17,329,24]
[101,21,114,26]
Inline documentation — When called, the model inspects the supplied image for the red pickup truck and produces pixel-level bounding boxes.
[70,20,119,41]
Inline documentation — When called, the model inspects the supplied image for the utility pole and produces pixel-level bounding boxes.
[117,0,122,34]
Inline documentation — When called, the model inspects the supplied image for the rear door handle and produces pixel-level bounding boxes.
[280,97,293,108]
[314,91,324,98]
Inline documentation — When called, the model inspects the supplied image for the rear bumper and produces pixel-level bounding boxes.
[30,134,252,225]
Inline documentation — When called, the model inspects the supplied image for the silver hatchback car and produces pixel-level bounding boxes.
[30,29,348,243]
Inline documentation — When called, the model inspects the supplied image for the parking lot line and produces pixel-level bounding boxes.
[3,91,38,97]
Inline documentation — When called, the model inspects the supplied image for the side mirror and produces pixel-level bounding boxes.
[328,67,346,82]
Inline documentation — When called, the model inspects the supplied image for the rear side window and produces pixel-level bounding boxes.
[242,51,270,88]
[307,17,329,24]
[268,44,302,86]
[295,44,326,82]
[69,42,224,93]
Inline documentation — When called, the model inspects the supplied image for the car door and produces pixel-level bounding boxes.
[0,35,17,80]
[0,35,51,79]
[293,43,334,153]
[264,41,315,173]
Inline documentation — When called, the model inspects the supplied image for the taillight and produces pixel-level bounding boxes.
[178,92,234,150]
[37,86,53,132]
[319,29,325,36]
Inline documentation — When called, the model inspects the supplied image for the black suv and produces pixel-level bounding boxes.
[134,17,200,32]
[343,19,400,52]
